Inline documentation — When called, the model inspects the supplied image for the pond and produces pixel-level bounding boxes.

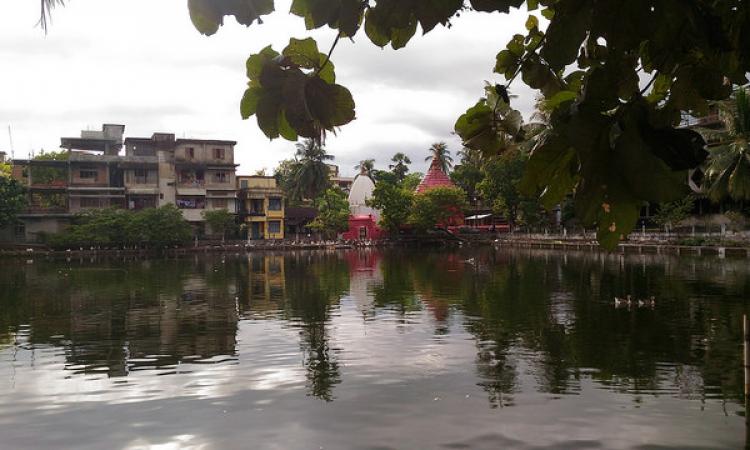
[0,248,747,449]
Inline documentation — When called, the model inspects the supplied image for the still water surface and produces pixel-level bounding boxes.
[0,248,748,449]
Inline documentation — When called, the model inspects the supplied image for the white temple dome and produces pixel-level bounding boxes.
[348,174,379,219]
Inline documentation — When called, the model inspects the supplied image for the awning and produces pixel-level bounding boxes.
[465,214,492,220]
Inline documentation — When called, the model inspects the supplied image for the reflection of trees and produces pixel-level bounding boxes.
[284,252,349,401]
[375,248,749,407]
[0,258,239,377]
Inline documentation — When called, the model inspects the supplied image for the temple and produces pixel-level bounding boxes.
[415,158,464,228]
[341,171,384,241]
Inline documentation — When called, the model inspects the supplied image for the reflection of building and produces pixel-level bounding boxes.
[247,254,286,309]
[341,172,384,241]
[237,175,285,240]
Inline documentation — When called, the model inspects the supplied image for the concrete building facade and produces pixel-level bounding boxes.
[237,175,285,240]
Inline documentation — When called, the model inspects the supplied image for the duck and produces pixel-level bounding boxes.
[614,295,632,308]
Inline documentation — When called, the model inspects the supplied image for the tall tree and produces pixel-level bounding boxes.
[367,182,414,233]
[0,175,26,229]
[354,159,375,178]
[425,142,453,173]
[409,186,467,232]
[451,148,485,202]
[705,88,750,203]
[292,139,334,202]
[389,153,412,181]
[309,187,350,239]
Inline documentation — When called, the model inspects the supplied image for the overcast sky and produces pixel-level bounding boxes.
[0,1,537,176]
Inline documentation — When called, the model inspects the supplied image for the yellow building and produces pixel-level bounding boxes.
[237,175,285,240]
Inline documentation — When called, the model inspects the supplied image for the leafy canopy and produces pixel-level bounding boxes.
[309,187,350,237]
[409,186,468,232]
[185,0,750,248]
[0,175,26,228]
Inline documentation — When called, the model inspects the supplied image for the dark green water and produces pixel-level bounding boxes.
[0,248,748,449]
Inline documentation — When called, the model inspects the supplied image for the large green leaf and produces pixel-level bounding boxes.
[290,0,364,37]
[540,1,590,70]
[188,0,274,36]
[519,132,577,209]
[469,0,524,13]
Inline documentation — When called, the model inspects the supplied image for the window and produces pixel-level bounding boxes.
[214,172,228,183]
[214,148,225,160]
[249,199,264,214]
[134,168,147,177]
[186,147,195,159]
[212,198,228,209]
[14,223,25,239]
[240,180,248,189]
[268,197,282,211]
[79,170,98,180]
[268,221,281,234]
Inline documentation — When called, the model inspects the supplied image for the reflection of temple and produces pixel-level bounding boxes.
[345,250,382,314]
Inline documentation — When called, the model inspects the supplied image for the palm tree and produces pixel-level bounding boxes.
[39,0,64,32]
[425,142,453,173]
[705,87,750,203]
[292,139,334,201]
[389,153,412,181]
[354,159,375,178]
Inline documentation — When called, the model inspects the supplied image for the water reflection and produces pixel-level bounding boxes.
[0,248,748,448]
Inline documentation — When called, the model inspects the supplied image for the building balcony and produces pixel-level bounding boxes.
[178,179,206,188]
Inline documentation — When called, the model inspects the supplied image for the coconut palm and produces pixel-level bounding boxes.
[705,87,750,203]
[425,142,453,173]
[389,153,411,181]
[354,159,375,178]
[292,139,334,201]
[39,0,64,32]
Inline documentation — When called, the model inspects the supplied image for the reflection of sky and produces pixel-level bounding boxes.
[0,250,747,449]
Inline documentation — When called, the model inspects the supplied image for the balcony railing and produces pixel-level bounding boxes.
[178,179,206,188]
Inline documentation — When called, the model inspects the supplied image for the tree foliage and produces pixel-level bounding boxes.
[367,180,414,233]
[0,175,26,229]
[425,142,453,173]
[409,186,467,232]
[48,205,192,249]
[389,152,412,182]
[309,187,350,238]
[283,139,334,202]
[354,158,375,178]
[705,88,750,203]
[652,195,695,230]
[202,208,236,240]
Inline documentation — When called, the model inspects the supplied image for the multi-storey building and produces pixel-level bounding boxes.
[237,175,285,240]
[124,133,238,228]
[5,124,238,242]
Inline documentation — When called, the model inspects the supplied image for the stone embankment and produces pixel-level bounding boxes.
[497,237,750,258]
